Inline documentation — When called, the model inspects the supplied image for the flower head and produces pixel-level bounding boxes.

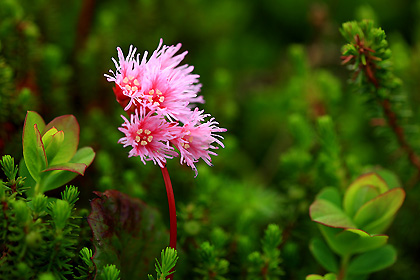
[108,40,226,176]
[105,40,203,119]
[118,109,177,168]
[170,108,226,176]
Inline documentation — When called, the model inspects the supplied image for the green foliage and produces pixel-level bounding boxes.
[0,156,90,279]
[247,224,284,279]
[148,247,179,280]
[20,111,95,196]
[75,247,95,279]
[309,173,403,279]
[195,241,229,280]
[2,1,420,279]
[100,264,121,280]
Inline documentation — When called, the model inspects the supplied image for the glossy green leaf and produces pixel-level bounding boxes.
[353,188,405,234]
[43,114,79,165]
[40,147,95,193]
[306,273,337,280]
[319,226,388,256]
[41,127,59,147]
[23,111,47,182]
[309,238,339,273]
[343,173,388,217]
[347,245,397,275]
[19,159,36,197]
[374,169,401,189]
[44,130,64,163]
[310,199,356,229]
[42,162,87,175]
[88,190,168,279]
[316,187,342,208]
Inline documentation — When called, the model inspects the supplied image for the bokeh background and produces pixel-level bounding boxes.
[2,0,420,279]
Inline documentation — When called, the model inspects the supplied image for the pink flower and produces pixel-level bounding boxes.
[170,108,226,176]
[118,109,178,168]
[105,40,203,119]
[104,45,147,111]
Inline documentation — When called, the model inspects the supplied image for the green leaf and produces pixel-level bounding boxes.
[42,162,87,175]
[347,245,397,275]
[316,187,342,208]
[309,238,339,273]
[343,173,388,218]
[319,226,388,256]
[310,199,356,229]
[88,190,168,279]
[43,114,79,165]
[44,130,64,164]
[306,273,337,280]
[19,158,36,197]
[23,112,48,182]
[353,188,405,234]
[40,147,95,193]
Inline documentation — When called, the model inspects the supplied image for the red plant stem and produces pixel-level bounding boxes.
[161,166,177,279]
[381,99,420,173]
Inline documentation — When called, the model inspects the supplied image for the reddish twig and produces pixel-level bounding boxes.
[161,166,177,279]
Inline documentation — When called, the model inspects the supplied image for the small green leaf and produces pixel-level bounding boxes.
[319,226,388,256]
[43,162,87,175]
[316,187,342,208]
[309,238,339,273]
[40,147,95,193]
[343,173,388,217]
[353,188,405,234]
[44,130,64,164]
[43,114,79,165]
[42,127,59,147]
[23,112,47,182]
[306,273,337,280]
[310,199,356,229]
[347,245,397,275]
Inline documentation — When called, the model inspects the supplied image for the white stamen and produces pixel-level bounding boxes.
[123,77,129,84]
[159,96,165,102]
[184,144,190,149]
[153,102,160,106]
[137,129,143,134]
[156,89,162,95]
[132,86,138,91]
[147,136,153,142]
[145,129,151,135]
[125,85,131,91]
[135,136,140,142]
[140,140,148,146]
[149,89,155,95]
[134,79,140,86]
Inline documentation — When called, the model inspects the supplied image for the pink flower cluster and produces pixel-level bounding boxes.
[105,39,226,176]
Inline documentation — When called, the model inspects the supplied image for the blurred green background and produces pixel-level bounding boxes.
[1,0,420,279]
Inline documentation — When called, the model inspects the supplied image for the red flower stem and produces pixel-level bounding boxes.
[161,166,177,279]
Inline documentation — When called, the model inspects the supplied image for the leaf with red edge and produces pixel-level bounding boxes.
[343,173,389,218]
[88,190,168,279]
[310,198,356,229]
[353,188,405,234]
[319,225,388,256]
[43,114,79,165]
[23,111,47,182]
[42,162,87,175]
[40,147,95,193]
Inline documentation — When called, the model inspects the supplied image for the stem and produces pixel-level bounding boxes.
[338,254,350,280]
[381,99,420,174]
[161,166,177,279]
